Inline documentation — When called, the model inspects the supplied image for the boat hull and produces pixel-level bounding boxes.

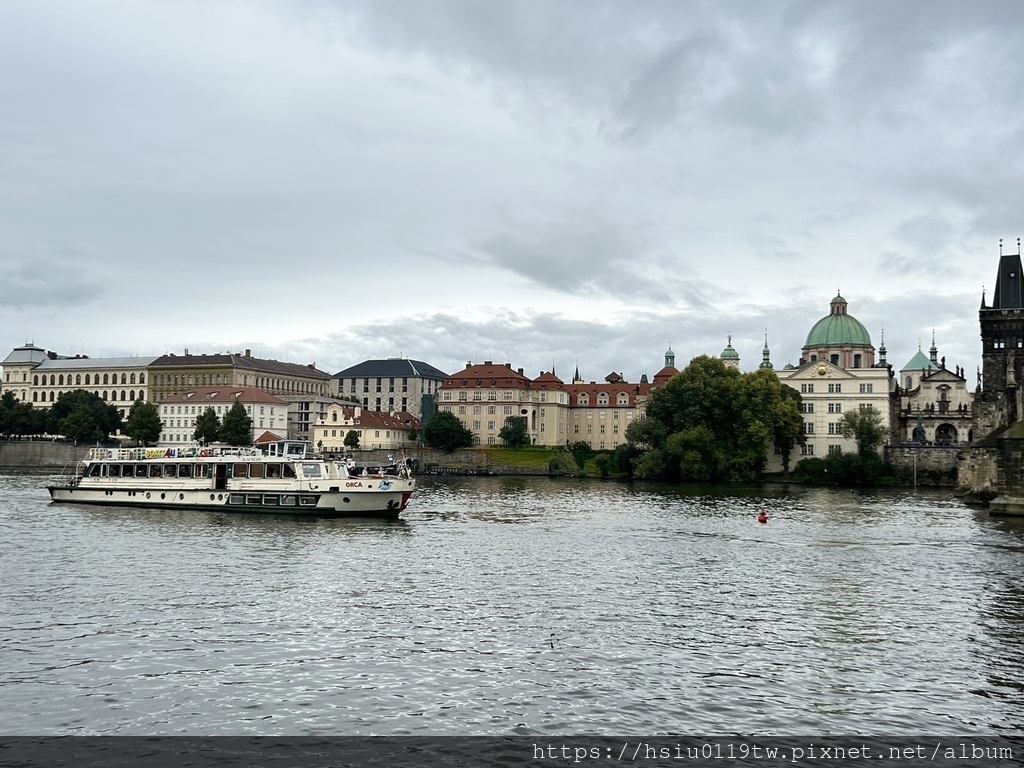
[48,482,414,518]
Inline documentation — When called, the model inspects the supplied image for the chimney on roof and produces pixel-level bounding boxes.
[467,360,472,368]
[245,349,251,357]
[518,368,523,375]
[484,360,492,365]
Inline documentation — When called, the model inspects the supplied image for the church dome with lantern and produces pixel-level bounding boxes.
[802,293,875,369]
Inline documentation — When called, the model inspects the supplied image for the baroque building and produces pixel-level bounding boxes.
[898,333,973,445]
[437,352,668,450]
[769,294,897,468]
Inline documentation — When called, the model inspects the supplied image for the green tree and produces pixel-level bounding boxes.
[739,368,805,476]
[193,407,221,444]
[125,400,162,445]
[58,410,104,443]
[498,415,530,448]
[839,405,888,457]
[47,390,122,442]
[0,391,40,436]
[594,452,614,478]
[548,450,578,476]
[567,440,594,470]
[344,430,360,449]
[613,442,641,479]
[629,355,804,483]
[423,411,474,452]
[218,400,253,446]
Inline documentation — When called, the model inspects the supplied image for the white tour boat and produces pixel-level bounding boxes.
[48,440,415,518]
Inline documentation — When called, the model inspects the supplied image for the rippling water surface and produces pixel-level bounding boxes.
[1,472,1022,735]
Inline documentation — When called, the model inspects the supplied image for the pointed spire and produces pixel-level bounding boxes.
[664,345,675,369]
[929,328,938,365]
[759,331,773,369]
[877,327,888,367]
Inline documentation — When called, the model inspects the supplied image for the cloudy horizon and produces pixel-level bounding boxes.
[2,0,1019,385]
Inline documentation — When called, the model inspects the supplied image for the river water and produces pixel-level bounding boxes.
[1,471,1022,736]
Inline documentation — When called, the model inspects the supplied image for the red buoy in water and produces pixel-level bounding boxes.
[757,512,768,524]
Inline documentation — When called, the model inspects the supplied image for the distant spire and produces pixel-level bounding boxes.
[877,327,888,367]
[929,328,938,365]
[759,331,773,369]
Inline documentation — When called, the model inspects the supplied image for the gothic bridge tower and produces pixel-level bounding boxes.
[979,238,1024,428]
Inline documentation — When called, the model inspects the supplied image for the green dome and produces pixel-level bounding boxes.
[804,294,872,348]
[720,336,739,360]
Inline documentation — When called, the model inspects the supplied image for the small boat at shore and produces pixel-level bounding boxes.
[47,440,415,518]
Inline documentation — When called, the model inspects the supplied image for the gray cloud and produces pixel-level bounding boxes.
[1,0,1018,388]
[0,251,107,310]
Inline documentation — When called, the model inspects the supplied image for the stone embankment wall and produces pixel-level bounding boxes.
[884,446,960,486]
[350,448,549,476]
[0,441,92,470]
[0,442,547,476]
[956,441,1024,515]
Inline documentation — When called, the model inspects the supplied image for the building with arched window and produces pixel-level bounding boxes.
[1,344,155,419]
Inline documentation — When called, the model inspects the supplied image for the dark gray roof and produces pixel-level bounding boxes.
[150,353,330,380]
[333,358,448,380]
[2,344,49,366]
[36,356,157,370]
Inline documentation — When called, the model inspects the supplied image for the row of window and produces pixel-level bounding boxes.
[32,390,142,403]
[153,373,326,395]
[160,404,273,416]
[808,353,866,368]
[318,429,399,439]
[346,377,413,394]
[32,372,144,386]
[799,382,876,394]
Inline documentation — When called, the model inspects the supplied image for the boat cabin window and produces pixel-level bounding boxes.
[135,464,147,478]
[121,464,134,477]
[194,464,209,479]
[301,463,322,479]
[108,464,121,477]
[87,464,103,477]
[149,464,162,478]
[164,464,178,478]
[178,464,193,478]
[283,464,296,479]
[248,463,265,479]
[266,463,281,479]
[233,463,248,478]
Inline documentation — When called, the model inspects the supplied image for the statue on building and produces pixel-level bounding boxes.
[912,413,926,443]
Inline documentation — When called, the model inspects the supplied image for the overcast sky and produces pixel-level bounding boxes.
[1,1,1020,384]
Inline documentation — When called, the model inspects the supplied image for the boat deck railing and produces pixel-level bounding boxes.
[86,445,264,462]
